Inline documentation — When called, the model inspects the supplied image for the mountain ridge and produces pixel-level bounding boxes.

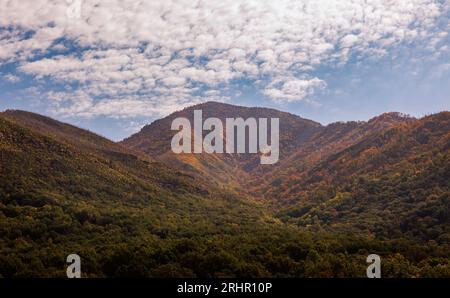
[121,102,439,195]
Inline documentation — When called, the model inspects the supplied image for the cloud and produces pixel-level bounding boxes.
[3,74,21,83]
[264,77,326,103]
[0,0,449,117]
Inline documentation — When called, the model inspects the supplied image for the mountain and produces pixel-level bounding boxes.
[0,110,274,277]
[256,112,418,198]
[1,110,151,163]
[122,101,322,190]
[121,103,422,198]
[0,110,211,195]
[1,106,449,278]
[273,112,450,243]
[121,103,450,244]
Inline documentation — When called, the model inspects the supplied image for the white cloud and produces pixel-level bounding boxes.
[3,74,21,83]
[0,0,449,117]
[264,77,326,103]
[340,34,360,49]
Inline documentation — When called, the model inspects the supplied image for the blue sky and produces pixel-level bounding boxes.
[1,0,450,141]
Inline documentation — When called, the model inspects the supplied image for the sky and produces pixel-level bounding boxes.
[1,0,450,141]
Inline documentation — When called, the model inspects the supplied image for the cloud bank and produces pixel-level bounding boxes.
[1,0,449,118]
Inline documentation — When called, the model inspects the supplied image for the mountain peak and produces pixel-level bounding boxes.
[368,112,414,123]
[187,101,235,109]
[170,101,323,128]
[121,101,324,182]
